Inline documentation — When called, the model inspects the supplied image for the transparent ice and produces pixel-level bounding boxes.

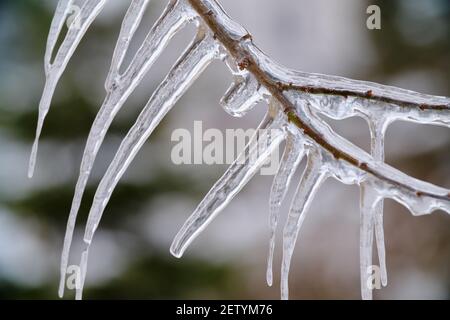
[30,0,450,299]
[29,0,109,178]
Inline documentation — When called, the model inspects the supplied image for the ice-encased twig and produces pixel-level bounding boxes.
[374,199,386,284]
[58,0,190,298]
[170,106,287,258]
[242,40,450,113]
[288,91,450,129]
[289,99,450,216]
[32,0,450,300]
[190,0,450,214]
[29,0,109,178]
[75,30,220,294]
[280,147,327,300]
[266,132,304,287]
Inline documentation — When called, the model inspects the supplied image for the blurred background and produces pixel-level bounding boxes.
[0,0,449,299]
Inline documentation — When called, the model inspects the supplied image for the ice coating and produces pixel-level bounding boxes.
[359,184,378,300]
[188,0,249,41]
[189,0,450,211]
[29,0,109,178]
[75,247,89,300]
[242,41,450,112]
[366,119,388,292]
[266,132,304,287]
[273,96,449,298]
[32,0,450,300]
[220,73,262,117]
[58,0,190,298]
[171,105,287,258]
[58,0,150,298]
[76,31,220,295]
[44,0,73,70]
[288,97,450,214]
[281,147,327,300]
[297,92,450,128]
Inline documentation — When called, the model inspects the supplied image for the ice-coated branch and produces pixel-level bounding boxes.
[188,0,450,210]
[185,0,450,300]
[365,119,388,294]
[32,0,450,300]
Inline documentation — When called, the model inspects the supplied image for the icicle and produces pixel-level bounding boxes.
[374,203,387,285]
[220,73,262,117]
[374,199,386,283]
[280,148,327,300]
[359,118,388,300]
[369,119,388,287]
[75,247,89,300]
[266,133,304,287]
[58,0,189,298]
[360,184,378,300]
[29,0,109,178]
[105,0,151,90]
[289,90,449,128]
[76,31,220,296]
[290,95,450,216]
[171,104,287,258]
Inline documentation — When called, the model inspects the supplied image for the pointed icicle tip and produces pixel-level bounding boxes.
[170,246,184,259]
[28,133,42,178]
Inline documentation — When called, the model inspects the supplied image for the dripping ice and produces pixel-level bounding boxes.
[29,0,109,178]
[58,0,194,298]
[266,133,304,287]
[30,0,450,300]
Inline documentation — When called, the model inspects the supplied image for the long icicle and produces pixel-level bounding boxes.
[266,133,304,287]
[76,30,219,299]
[360,184,377,300]
[104,0,151,89]
[359,118,388,300]
[171,104,287,258]
[370,119,387,287]
[44,0,73,71]
[281,147,327,300]
[29,0,109,178]
[58,0,152,298]
[59,0,193,298]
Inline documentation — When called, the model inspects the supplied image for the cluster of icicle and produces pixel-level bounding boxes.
[29,0,450,300]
